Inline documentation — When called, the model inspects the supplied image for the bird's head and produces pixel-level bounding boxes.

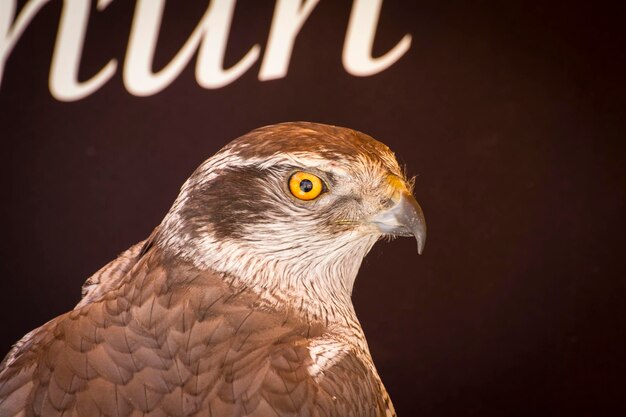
[158,122,426,301]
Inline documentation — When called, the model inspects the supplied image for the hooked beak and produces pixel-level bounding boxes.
[371,192,427,254]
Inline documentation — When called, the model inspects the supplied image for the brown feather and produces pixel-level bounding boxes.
[0,245,389,416]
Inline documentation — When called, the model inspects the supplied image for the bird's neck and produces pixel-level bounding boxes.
[155,209,380,331]
[224,265,359,325]
[159,233,378,333]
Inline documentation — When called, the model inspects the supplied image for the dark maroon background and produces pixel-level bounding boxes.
[1,1,625,416]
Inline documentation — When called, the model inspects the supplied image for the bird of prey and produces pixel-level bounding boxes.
[0,122,426,417]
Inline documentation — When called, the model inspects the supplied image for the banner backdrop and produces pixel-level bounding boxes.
[1,1,624,415]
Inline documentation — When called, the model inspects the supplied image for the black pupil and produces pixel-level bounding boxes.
[299,179,313,193]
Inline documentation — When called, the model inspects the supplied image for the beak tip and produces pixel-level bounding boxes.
[416,236,425,255]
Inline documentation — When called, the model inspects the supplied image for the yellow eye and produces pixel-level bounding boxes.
[289,172,325,200]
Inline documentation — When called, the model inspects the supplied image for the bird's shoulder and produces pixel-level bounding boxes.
[77,238,148,308]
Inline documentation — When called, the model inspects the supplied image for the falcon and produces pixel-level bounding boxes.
[0,122,426,417]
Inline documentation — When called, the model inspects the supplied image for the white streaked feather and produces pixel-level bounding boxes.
[307,337,349,382]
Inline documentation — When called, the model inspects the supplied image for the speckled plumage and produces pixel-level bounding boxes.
[0,122,425,417]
